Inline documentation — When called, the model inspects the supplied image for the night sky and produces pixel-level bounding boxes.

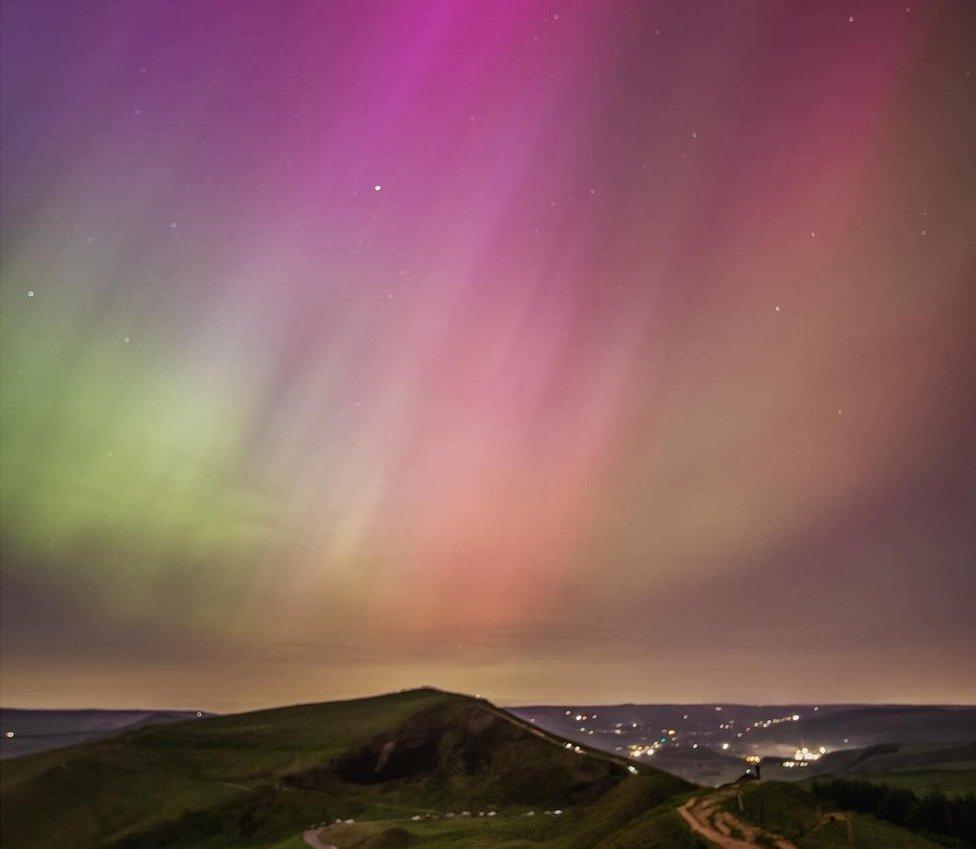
[1,1,974,711]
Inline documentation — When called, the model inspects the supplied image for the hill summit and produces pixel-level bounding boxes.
[0,687,690,849]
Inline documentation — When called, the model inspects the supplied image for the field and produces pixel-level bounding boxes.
[299,803,709,849]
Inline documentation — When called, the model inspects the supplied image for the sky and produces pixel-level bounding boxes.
[1,1,974,712]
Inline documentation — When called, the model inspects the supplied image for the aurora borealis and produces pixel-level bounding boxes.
[1,1,974,711]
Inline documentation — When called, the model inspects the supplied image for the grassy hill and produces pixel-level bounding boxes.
[808,741,976,794]
[0,688,691,849]
[759,741,976,797]
[300,801,708,849]
[728,780,974,848]
[4,688,970,849]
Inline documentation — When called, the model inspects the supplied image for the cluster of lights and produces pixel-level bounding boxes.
[752,713,801,729]
[556,707,837,772]
[796,746,826,760]
[782,746,826,767]
[565,711,598,722]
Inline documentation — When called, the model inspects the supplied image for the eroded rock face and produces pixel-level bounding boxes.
[335,703,501,784]
[338,728,442,783]
[328,701,622,806]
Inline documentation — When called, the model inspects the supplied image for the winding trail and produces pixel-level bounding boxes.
[678,786,798,849]
[302,828,337,849]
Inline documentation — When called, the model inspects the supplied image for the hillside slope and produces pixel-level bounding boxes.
[727,780,970,849]
[0,688,691,849]
[6,690,961,849]
[760,741,976,796]
[810,741,976,776]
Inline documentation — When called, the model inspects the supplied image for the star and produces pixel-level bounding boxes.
[373,184,382,192]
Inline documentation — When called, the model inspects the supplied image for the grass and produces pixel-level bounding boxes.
[811,768,976,798]
[7,688,959,849]
[728,781,953,849]
[304,799,709,849]
[591,806,710,849]
[1,688,453,849]
[731,781,823,839]
[0,688,691,849]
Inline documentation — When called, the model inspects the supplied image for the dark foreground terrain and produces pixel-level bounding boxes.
[1,689,973,849]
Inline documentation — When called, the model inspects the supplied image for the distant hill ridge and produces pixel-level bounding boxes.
[0,707,213,759]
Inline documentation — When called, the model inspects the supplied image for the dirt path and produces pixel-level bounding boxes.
[678,786,798,849]
[302,828,338,849]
